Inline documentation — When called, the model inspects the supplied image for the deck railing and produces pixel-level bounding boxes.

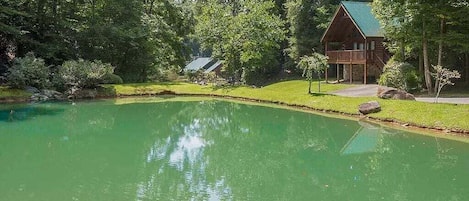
[326,50,366,64]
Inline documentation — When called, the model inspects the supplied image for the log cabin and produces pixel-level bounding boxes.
[321,1,390,84]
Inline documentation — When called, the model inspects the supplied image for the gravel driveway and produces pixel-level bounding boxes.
[330,84,379,97]
[330,84,469,104]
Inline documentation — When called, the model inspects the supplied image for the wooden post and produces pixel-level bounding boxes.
[364,64,367,84]
[364,39,368,84]
[336,64,340,83]
[325,67,328,83]
[325,42,328,83]
[349,64,352,84]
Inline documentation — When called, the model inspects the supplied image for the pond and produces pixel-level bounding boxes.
[0,97,468,201]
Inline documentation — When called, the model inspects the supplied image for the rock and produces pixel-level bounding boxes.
[42,89,65,100]
[72,89,97,99]
[31,93,49,101]
[359,101,381,115]
[377,86,415,100]
[25,86,40,94]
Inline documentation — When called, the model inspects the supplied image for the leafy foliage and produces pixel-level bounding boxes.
[195,0,285,85]
[297,52,328,93]
[55,59,115,93]
[378,61,420,92]
[432,65,461,102]
[285,0,338,64]
[7,53,50,89]
[101,73,124,85]
[1,0,190,83]
[372,0,469,91]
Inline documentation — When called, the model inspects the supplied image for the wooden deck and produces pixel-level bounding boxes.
[326,50,366,64]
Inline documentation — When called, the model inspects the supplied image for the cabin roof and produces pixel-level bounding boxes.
[321,1,383,42]
[342,1,383,37]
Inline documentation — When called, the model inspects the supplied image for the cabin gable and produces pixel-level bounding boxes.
[321,1,389,84]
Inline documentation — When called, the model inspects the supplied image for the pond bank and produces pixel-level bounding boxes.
[1,80,469,135]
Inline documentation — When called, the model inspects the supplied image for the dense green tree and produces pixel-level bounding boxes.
[373,0,469,93]
[284,0,339,65]
[0,0,190,83]
[195,0,285,85]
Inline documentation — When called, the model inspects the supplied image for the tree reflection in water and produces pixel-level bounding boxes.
[138,101,233,200]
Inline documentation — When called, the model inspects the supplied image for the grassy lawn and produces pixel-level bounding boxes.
[0,86,31,100]
[1,80,467,132]
[104,80,469,132]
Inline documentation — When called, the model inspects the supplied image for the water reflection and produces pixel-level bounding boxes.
[0,104,65,122]
[138,102,233,200]
[1,99,469,201]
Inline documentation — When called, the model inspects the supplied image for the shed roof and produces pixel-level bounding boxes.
[341,1,383,37]
[184,58,212,71]
[204,61,223,73]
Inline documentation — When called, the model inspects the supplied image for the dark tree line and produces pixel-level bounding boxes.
[1,0,346,85]
[5,0,466,89]
[1,0,189,82]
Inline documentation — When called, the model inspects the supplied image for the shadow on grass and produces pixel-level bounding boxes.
[121,82,183,87]
[309,92,334,97]
[210,84,243,92]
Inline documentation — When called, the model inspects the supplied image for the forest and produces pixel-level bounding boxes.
[1,0,468,91]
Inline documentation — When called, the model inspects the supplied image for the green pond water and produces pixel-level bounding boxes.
[0,98,469,201]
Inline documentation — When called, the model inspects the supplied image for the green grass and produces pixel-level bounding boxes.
[104,80,469,132]
[2,80,468,132]
[0,86,31,100]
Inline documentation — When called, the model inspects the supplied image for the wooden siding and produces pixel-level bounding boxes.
[326,50,366,64]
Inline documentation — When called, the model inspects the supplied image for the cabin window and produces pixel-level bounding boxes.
[353,42,358,50]
[359,43,364,50]
[371,41,375,50]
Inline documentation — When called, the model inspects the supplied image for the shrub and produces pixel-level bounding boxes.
[55,59,115,91]
[7,52,50,89]
[101,73,123,84]
[162,70,179,81]
[378,61,420,92]
[185,70,204,82]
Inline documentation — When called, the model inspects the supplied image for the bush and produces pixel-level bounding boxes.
[378,61,421,92]
[185,70,204,82]
[7,52,50,89]
[55,59,115,91]
[101,73,123,84]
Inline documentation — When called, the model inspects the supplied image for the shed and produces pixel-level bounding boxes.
[184,57,223,75]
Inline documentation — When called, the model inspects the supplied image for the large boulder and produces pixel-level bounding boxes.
[377,86,415,100]
[359,101,381,115]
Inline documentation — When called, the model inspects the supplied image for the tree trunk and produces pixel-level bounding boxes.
[437,18,444,66]
[435,18,445,92]
[466,53,469,84]
[423,22,433,94]
[308,79,312,94]
[419,51,424,75]
[400,40,405,61]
